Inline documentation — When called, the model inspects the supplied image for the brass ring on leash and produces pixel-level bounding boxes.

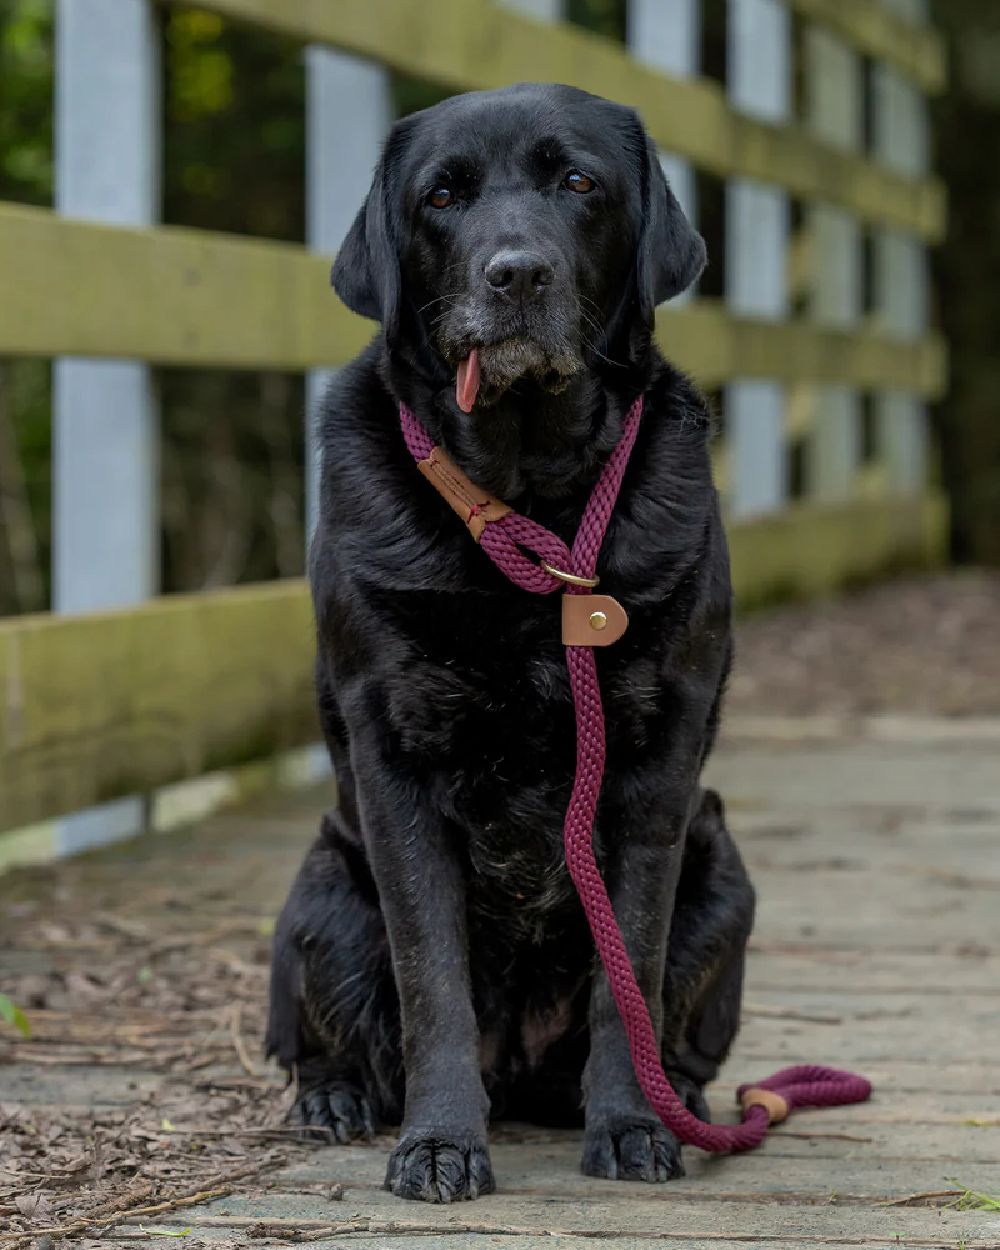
[540,561,600,589]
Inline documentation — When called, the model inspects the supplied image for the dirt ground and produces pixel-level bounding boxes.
[0,807,304,1247]
[729,570,1000,719]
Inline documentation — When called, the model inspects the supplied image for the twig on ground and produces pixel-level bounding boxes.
[777,1130,874,1143]
[153,1124,308,1138]
[0,1164,272,1249]
[743,1003,843,1025]
[878,1188,965,1207]
[229,1002,260,1078]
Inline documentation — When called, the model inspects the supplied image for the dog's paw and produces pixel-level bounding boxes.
[292,1079,375,1144]
[581,1115,684,1182]
[385,1128,495,1202]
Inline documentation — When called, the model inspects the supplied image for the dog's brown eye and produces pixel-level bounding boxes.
[564,170,595,194]
[428,186,454,209]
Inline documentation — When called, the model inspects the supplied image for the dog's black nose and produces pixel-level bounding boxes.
[484,250,554,300]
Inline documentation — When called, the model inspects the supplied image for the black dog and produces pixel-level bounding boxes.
[267,83,754,1203]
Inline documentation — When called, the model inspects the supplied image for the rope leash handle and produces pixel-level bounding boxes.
[399,397,872,1153]
[564,642,870,1150]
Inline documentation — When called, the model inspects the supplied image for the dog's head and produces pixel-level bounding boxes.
[332,83,705,412]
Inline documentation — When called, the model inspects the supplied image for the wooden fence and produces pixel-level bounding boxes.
[0,0,947,845]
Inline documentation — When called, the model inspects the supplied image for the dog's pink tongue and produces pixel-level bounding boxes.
[456,349,481,413]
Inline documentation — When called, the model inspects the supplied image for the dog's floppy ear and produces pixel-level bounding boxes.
[331,132,403,338]
[635,132,706,317]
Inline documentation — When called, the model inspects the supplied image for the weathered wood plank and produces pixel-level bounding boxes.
[0,204,371,370]
[160,0,945,240]
[748,949,1000,997]
[0,581,317,833]
[728,492,946,607]
[0,206,947,397]
[709,740,999,817]
[167,1185,1000,1246]
[788,0,945,93]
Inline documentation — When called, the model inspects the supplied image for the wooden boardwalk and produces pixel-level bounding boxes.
[2,716,999,1248]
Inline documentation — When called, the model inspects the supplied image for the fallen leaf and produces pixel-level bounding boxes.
[0,994,31,1038]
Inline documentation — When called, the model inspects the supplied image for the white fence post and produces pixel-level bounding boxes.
[872,22,930,494]
[726,0,791,518]
[304,49,392,539]
[628,0,700,302]
[53,0,160,854]
[881,0,929,20]
[499,0,562,18]
[805,25,863,501]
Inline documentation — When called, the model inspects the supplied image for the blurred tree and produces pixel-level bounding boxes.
[0,0,51,206]
[932,1,1000,565]
[566,0,626,42]
[0,0,51,613]
[163,8,304,241]
[159,8,308,592]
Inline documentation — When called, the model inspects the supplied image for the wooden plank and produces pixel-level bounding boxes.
[0,581,317,833]
[0,206,948,397]
[728,491,947,608]
[161,1185,1000,1245]
[161,0,945,240]
[656,301,947,397]
[276,1156,1000,1213]
[787,0,945,93]
[0,204,371,370]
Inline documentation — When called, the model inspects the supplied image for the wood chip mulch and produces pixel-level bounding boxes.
[0,831,325,1247]
[730,570,1000,718]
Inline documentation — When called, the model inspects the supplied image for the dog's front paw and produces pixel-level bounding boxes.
[385,1128,495,1202]
[581,1114,683,1182]
[292,1079,375,1144]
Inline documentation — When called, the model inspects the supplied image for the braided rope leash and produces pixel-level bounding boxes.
[400,397,872,1151]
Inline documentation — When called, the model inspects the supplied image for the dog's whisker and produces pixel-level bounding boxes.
[417,292,463,315]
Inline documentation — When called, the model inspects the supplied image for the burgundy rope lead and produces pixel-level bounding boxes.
[400,397,872,1152]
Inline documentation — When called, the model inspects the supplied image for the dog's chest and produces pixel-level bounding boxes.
[420,600,579,913]
[444,629,576,826]
[371,571,675,920]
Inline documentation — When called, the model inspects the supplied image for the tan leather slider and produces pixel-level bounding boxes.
[417,447,511,541]
[739,1087,789,1125]
[562,594,628,647]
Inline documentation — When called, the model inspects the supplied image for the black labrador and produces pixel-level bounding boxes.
[267,83,754,1203]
